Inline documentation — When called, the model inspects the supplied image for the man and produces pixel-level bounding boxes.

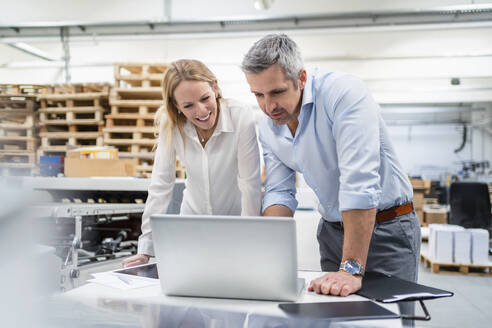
[241,34,420,297]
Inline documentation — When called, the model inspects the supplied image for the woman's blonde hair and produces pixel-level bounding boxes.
[155,59,222,150]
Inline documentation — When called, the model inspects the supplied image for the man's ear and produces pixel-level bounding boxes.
[298,69,307,90]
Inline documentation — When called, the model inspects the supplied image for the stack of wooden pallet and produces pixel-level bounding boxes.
[37,83,110,158]
[104,63,167,177]
[0,84,42,176]
[0,84,46,96]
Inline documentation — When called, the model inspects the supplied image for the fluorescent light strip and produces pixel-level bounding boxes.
[7,42,58,61]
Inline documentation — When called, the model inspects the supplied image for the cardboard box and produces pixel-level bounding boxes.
[410,179,424,188]
[424,198,438,205]
[411,179,431,194]
[77,147,118,159]
[424,211,447,225]
[413,191,425,210]
[65,150,137,177]
[423,204,448,225]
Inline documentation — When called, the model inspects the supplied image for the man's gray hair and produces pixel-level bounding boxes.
[241,34,304,88]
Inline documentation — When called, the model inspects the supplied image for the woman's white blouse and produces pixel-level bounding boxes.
[138,99,262,256]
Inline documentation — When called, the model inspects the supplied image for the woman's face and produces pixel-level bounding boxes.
[174,80,218,131]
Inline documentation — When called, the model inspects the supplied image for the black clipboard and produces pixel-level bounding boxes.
[356,271,454,321]
[357,271,453,303]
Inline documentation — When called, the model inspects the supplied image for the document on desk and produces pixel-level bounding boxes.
[88,271,159,290]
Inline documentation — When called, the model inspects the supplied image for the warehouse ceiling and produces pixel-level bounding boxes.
[2,0,492,41]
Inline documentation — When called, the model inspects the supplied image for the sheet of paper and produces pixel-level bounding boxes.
[384,292,451,303]
[89,272,159,290]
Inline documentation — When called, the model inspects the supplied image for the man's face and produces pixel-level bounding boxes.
[246,64,306,126]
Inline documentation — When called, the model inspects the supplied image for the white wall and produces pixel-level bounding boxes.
[388,125,472,178]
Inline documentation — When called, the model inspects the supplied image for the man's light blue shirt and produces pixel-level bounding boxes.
[259,69,413,222]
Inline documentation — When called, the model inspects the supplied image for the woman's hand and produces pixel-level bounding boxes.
[121,254,150,268]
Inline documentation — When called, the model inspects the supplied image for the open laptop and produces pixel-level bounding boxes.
[150,214,305,301]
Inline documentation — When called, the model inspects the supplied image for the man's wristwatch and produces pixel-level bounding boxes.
[339,260,365,277]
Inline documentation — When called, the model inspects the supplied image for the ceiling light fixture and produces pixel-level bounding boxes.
[254,0,275,10]
[7,42,58,61]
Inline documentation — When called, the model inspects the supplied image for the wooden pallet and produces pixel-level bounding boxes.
[111,88,162,101]
[39,107,105,125]
[0,150,36,165]
[39,132,103,149]
[105,113,154,128]
[0,124,35,138]
[0,84,46,96]
[43,83,111,94]
[131,158,185,179]
[0,136,36,151]
[36,149,66,158]
[103,138,155,146]
[109,103,160,116]
[136,162,153,175]
[0,97,37,145]
[38,92,109,109]
[114,63,167,88]
[0,96,37,111]
[103,129,155,146]
[103,126,155,136]
[40,125,103,134]
[0,108,35,123]
[118,150,154,161]
[109,99,162,108]
[420,252,492,276]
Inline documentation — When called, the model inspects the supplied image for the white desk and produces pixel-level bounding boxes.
[62,270,402,328]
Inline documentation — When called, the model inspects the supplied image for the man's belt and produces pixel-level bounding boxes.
[375,202,414,223]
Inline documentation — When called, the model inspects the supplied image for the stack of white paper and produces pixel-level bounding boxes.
[88,272,160,290]
[428,224,464,263]
[469,229,490,265]
[454,230,472,264]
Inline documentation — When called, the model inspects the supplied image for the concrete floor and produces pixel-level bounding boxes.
[416,256,492,328]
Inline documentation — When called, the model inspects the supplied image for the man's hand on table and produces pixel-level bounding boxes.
[308,271,362,297]
[122,254,150,268]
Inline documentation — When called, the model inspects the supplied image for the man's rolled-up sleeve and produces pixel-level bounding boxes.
[326,75,382,211]
[259,127,298,214]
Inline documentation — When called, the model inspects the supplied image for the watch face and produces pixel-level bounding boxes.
[345,261,360,274]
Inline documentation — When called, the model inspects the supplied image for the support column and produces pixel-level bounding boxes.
[60,27,71,83]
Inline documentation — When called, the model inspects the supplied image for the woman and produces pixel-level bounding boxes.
[122,59,261,267]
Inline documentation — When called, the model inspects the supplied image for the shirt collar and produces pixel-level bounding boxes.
[183,99,234,138]
[301,70,315,108]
